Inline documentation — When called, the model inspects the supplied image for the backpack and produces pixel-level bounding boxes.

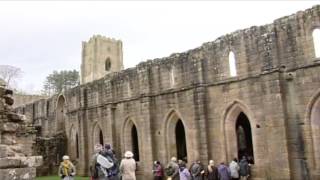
[165,165,175,176]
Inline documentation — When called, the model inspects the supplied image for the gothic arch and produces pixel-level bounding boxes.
[222,101,256,163]
[164,109,189,162]
[305,90,320,170]
[312,28,320,58]
[69,125,79,160]
[228,51,237,77]
[92,123,104,147]
[56,95,66,132]
[122,117,141,161]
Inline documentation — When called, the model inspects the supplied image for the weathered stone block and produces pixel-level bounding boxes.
[0,167,36,180]
[1,122,19,132]
[20,156,43,168]
[1,133,16,145]
[0,157,23,169]
[0,145,15,158]
[7,112,24,122]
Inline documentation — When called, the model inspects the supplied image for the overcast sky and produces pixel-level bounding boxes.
[0,1,318,94]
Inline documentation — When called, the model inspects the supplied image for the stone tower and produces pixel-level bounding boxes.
[81,35,123,84]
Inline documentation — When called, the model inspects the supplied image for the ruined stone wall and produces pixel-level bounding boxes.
[0,80,42,180]
[34,133,67,176]
[18,5,320,179]
[13,94,48,108]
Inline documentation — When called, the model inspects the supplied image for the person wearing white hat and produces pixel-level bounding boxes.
[119,151,136,180]
[58,155,76,180]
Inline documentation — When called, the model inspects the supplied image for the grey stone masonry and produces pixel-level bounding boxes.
[0,79,42,180]
[15,5,320,180]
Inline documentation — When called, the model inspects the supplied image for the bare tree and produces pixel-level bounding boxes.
[0,65,22,89]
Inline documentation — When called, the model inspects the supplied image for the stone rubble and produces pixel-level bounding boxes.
[0,79,42,180]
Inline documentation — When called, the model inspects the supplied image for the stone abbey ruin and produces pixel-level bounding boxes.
[0,80,42,179]
[12,5,320,179]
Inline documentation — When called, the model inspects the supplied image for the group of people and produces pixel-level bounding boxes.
[154,156,251,180]
[90,143,137,180]
[57,143,251,180]
[58,143,137,180]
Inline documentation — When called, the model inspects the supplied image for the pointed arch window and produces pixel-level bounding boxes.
[170,67,175,87]
[99,130,104,145]
[175,120,187,160]
[229,51,237,77]
[56,96,66,131]
[131,125,140,161]
[313,29,320,58]
[76,133,79,158]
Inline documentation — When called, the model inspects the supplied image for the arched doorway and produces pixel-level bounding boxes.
[131,125,140,161]
[165,111,188,162]
[123,119,140,162]
[236,112,254,163]
[69,126,79,160]
[310,95,320,169]
[93,124,104,146]
[175,120,187,161]
[224,102,255,163]
[56,96,66,132]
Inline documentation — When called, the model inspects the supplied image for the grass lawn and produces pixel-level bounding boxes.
[36,176,89,180]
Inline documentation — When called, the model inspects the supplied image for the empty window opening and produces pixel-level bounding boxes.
[236,112,254,164]
[76,133,79,158]
[127,83,131,97]
[131,125,140,161]
[175,120,187,161]
[170,68,175,87]
[99,130,104,145]
[56,96,66,131]
[313,29,320,58]
[229,51,237,77]
[105,58,111,71]
[46,101,50,116]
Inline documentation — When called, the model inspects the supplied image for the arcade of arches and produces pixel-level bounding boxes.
[16,6,320,180]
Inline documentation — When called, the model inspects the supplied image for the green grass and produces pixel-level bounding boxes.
[36,176,89,180]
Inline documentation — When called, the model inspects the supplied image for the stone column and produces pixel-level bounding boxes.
[280,72,310,180]
[139,96,154,180]
[193,86,209,164]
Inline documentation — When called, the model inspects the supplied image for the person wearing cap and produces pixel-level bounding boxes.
[58,155,76,180]
[119,151,136,180]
